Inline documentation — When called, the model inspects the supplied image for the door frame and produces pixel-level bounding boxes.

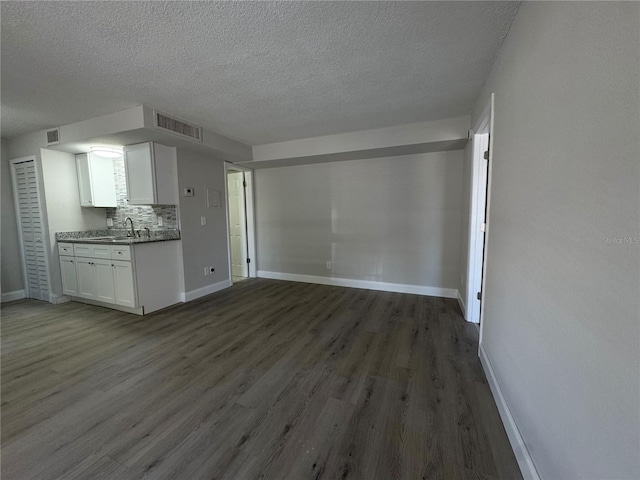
[466,94,494,334]
[224,162,257,281]
[10,155,53,302]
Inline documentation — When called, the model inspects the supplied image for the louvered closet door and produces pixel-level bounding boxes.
[12,160,50,301]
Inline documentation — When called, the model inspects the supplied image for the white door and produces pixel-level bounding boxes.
[95,259,116,303]
[227,171,248,278]
[60,257,78,296]
[113,260,137,307]
[11,159,50,301]
[76,259,97,300]
[467,130,491,325]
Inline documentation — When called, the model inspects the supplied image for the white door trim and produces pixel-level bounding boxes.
[477,94,495,344]
[224,163,257,281]
[466,95,494,327]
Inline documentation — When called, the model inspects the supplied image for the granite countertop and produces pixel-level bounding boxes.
[56,229,181,245]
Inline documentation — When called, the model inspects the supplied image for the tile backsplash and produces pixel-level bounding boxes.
[105,157,178,231]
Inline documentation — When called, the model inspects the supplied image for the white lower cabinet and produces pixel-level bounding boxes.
[113,260,136,307]
[75,258,118,302]
[76,258,98,300]
[58,240,181,315]
[59,242,138,309]
[95,259,116,304]
[60,256,78,296]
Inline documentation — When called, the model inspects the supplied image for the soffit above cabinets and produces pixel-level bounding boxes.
[8,107,469,169]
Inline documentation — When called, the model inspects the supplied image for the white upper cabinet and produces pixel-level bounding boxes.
[123,142,178,205]
[75,153,117,207]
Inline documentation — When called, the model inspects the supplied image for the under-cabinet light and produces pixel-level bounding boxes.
[90,146,123,158]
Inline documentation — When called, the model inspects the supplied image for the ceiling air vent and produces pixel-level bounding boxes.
[153,111,202,143]
[46,128,60,145]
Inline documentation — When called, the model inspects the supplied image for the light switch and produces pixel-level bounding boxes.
[201,216,206,226]
[106,218,113,227]
[157,216,163,227]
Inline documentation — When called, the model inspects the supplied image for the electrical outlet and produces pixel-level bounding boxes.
[204,267,208,276]
[157,216,163,227]
[326,261,332,269]
[201,216,207,226]
[208,266,215,275]
[106,218,113,227]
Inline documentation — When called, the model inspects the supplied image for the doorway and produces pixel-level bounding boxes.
[466,94,494,333]
[10,156,52,301]
[225,164,256,284]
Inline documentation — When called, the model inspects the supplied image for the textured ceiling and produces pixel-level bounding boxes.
[1,1,519,144]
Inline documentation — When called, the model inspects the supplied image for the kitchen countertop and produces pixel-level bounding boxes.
[56,229,181,245]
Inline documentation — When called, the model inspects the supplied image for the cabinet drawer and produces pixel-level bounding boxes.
[58,243,75,256]
[111,245,132,261]
[73,243,112,259]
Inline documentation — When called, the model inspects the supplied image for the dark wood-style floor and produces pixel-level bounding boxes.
[1,279,522,480]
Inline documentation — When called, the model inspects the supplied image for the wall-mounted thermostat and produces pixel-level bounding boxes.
[184,187,194,197]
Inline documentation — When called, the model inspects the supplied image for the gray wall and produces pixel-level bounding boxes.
[474,2,639,478]
[1,138,25,296]
[40,149,106,300]
[255,151,463,289]
[176,148,230,293]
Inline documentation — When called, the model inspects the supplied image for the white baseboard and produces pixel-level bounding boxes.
[479,343,541,480]
[457,291,467,319]
[51,294,71,305]
[257,271,457,298]
[184,279,232,302]
[1,289,26,303]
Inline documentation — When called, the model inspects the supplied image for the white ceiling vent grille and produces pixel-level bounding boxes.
[46,128,59,145]
[154,111,202,143]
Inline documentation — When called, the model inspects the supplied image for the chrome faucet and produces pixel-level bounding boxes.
[144,227,151,239]
[124,217,135,237]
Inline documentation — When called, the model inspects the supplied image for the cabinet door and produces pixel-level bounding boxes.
[95,259,116,304]
[113,260,137,307]
[124,143,156,205]
[88,153,117,207]
[60,256,78,296]
[75,154,94,207]
[152,143,178,205]
[76,259,97,299]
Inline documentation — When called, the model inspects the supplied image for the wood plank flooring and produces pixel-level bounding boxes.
[1,279,522,480]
